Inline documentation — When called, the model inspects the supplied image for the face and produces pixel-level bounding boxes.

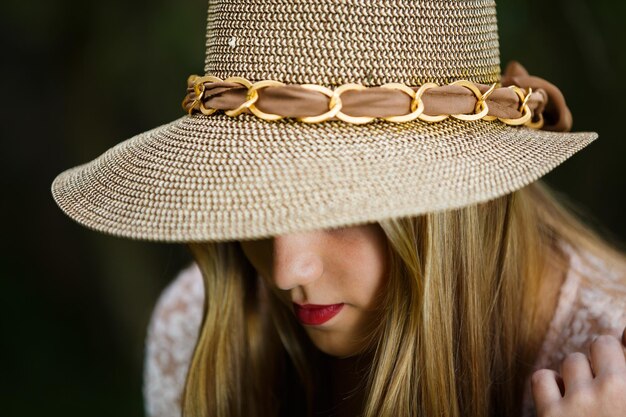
[238,223,389,357]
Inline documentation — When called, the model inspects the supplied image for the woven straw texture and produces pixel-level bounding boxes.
[204,0,501,86]
[51,0,598,242]
[51,114,596,242]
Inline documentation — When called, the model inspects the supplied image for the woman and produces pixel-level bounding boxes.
[50,0,626,416]
[144,180,626,417]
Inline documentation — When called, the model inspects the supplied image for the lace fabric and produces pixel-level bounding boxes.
[143,244,626,417]
[520,243,626,416]
[143,262,204,417]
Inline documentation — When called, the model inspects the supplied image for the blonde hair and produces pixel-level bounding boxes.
[181,180,626,417]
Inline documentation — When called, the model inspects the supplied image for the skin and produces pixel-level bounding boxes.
[238,223,626,415]
[532,332,626,417]
[238,222,389,357]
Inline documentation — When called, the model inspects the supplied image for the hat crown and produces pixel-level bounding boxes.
[203,0,501,87]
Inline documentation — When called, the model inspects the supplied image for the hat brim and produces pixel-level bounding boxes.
[51,113,597,242]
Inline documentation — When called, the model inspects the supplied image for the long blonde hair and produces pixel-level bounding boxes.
[181,180,626,417]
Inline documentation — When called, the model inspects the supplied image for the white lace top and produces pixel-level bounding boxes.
[143,244,626,417]
[143,263,204,417]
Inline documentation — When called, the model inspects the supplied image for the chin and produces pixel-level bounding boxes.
[307,331,361,358]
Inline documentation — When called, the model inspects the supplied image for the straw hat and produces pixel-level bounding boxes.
[51,0,597,242]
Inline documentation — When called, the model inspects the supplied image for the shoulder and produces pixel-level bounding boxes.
[521,242,626,417]
[536,241,626,368]
[566,244,626,340]
[151,262,204,325]
[143,262,204,417]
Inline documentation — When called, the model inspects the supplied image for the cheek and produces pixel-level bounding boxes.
[337,238,388,309]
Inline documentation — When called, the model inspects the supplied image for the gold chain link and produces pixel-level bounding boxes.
[184,75,545,129]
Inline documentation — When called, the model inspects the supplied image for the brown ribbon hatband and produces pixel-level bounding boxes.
[183,61,572,132]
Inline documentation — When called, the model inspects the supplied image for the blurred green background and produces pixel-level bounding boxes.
[1,0,624,416]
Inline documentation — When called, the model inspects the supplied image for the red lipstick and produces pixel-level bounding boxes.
[293,303,344,325]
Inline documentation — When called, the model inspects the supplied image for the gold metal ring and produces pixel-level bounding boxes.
[195,81,214,115]
[450,80,489,121]
[183,74,548,130]
[332,84,376,124]
[479,83,498,122]
[379,83,425,123]
[521,87,533,109]
[230,79,285,119]
[498,86,532,126]
[416,83,449,122]
[191,76,250,116]
[478,83,497,109]
[297,84,343,123]
[187,76,222,115]
[525,113,545,129]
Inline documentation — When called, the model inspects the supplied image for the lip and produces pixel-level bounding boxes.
[292,303,345,325]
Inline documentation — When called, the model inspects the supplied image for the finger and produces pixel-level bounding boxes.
[560,352,594,392]
[589,334,626,377]
[531,369,563,414]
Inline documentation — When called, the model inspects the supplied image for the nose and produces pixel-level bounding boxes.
[272,233,324,290]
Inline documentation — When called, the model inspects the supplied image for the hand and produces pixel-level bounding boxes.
[531,329,626,417]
